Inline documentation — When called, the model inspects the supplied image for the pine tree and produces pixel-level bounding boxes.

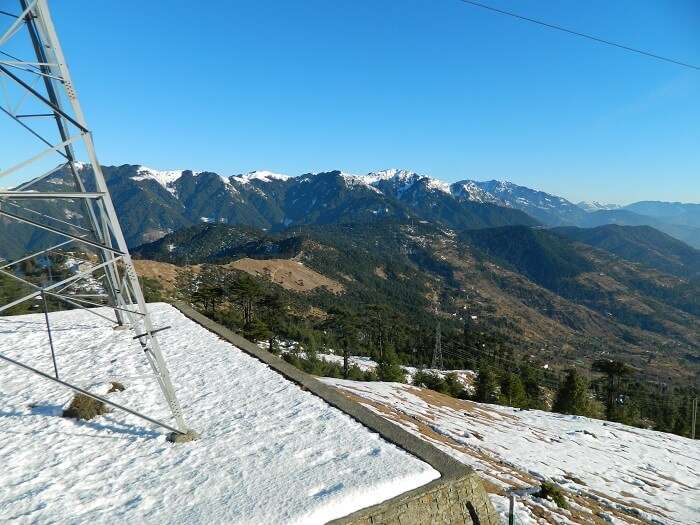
[229,273,263,324]
[367,303,390,359]
[474,365,499,403]
[519,362,547,409]
[322,307,360,379]
[553,369,593,416]
[499,372,528,408]
[592,359,632,421]
[376,344,406,383]
[243,318,272,343]
[259,291,288,353]
[195,264,226,311]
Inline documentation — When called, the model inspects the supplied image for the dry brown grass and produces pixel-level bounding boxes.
[133,257,343,295]
[133,259,200,289]
[226,258,344,294]
[62,393,108,421]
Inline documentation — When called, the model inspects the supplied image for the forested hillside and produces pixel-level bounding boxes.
[134,220,700,385]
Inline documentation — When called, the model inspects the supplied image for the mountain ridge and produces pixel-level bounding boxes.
[5,163,699,259]
[95,164,700,249]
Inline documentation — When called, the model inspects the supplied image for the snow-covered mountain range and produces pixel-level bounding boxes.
[8,163,700,249]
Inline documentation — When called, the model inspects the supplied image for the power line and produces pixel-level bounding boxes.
[453,0,700,71]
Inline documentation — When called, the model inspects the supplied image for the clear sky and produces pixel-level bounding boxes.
[11,1,700,203]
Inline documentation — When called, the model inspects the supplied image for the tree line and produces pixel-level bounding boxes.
[173,264,698,440]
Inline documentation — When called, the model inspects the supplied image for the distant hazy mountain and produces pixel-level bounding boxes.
[623,201,700,228]
[576,209,700,249]
[553,224,700,279]
[576,201,622,212]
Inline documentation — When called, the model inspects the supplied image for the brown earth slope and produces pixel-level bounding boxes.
[133,258,343,294]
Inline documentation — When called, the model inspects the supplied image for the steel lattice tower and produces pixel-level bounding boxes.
[0,0,189,436]
[432,320,443,370]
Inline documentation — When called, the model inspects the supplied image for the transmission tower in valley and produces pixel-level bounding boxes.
[432,320,443,370]
[0,0,190,439]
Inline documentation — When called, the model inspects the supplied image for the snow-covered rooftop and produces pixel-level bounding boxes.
[0,304,438,524]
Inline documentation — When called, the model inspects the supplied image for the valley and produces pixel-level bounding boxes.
[132,219,700,386]
[3,162,698,439]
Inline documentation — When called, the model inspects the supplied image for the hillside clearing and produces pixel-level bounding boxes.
[133,259,195,289]
[226,258,344,294]
[133,258,344,295]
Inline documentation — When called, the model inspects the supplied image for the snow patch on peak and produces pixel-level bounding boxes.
[451,181,497,203]
[70,161,90,171]
[362,169,418,184]
[133,166,187,186]
[423,177,451,194]
[131,166,198,197]
[233,170,290,184]
[362,169,451,195]
[340,172,383,194]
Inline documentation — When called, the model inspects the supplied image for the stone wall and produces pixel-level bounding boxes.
[173,302,500,525]
[333,475,499,525]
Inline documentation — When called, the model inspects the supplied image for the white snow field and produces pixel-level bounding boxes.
[0,304,438,524]
[322,379,700,525]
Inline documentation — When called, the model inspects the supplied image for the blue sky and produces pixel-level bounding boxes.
[17,1,700,203]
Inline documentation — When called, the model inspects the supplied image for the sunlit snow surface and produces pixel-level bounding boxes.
[322,379,700,525]
[0,304,438,524]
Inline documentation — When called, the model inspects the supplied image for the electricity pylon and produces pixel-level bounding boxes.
[0,0,188,436]
[432,320,443,370]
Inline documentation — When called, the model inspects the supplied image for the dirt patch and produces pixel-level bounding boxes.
[306,306,328,319]
[133,259,200,289]
[227,258,344,294]
[588,489,671,519]
[374,266,387,279]
[133,258,342,295]
[410,386,518,424]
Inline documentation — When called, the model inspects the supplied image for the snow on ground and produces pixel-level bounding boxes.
[0,304,438,524]
[322,379,700,525]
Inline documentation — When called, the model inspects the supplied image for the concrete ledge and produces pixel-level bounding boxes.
[173,302,499,525]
